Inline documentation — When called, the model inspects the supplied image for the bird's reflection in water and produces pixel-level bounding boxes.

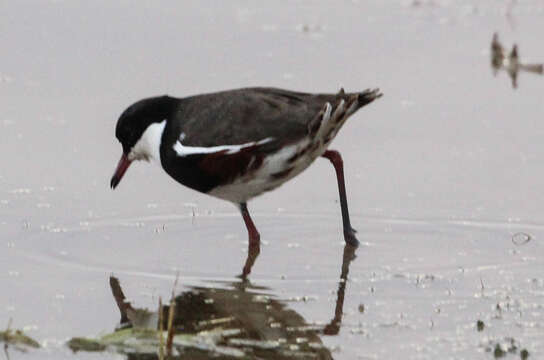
[96,244,358,360]
[491,33,543,89]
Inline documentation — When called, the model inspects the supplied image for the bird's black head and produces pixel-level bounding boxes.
[111,95,178,189]
[115,95,177,154]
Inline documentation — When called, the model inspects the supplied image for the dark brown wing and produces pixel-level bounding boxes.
[173,87,342,148]
[159,87,381,193]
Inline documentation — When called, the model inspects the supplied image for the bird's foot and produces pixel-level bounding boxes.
[323,321,341,336]
[344,228,359,247]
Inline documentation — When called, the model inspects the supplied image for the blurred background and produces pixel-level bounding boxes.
[1,1,543,359]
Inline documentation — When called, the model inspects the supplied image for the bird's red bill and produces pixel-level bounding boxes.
[110,154,131,189]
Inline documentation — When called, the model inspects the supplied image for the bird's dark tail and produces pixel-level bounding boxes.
[310,88,382,143]
[341,88,382,116]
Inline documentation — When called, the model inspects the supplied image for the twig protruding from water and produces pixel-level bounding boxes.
[158,297,164,360]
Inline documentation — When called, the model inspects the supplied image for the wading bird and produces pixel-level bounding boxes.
[111,87,382,276]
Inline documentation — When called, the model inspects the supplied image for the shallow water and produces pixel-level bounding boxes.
[1,1,544,359]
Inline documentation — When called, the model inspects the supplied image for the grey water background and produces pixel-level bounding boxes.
[1,0,543,358]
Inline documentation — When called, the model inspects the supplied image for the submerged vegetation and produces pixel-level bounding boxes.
[0,320,40,352]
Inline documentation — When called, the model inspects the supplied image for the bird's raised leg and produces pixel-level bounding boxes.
[321,149,359,246]
[240,202,260,278]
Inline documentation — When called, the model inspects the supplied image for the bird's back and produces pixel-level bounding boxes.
[169,87,347,148]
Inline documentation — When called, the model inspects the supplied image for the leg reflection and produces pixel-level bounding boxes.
[240,242,260,280]
[3,342,10,360]
[323,243,357,335]
[239,202,260,278]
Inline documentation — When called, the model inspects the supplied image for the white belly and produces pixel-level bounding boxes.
[208,138,327,203]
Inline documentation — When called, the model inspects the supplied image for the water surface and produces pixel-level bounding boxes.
[1,1,543,359]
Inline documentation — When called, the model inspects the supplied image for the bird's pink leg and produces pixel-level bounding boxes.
[321,150,359,246]
[240,203,260,277]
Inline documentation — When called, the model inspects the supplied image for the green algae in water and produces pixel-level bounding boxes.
[67,337,106,352]
[493,344,506,358]
[0,329,40,349]
[67,327,244,357]
[68,328,161,353]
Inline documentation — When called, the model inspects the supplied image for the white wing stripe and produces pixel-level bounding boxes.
[173,135,274,157]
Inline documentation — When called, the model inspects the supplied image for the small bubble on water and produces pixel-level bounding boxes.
[350,327,366,335]
[22,324,38,332]
[400,99,415,107]
[261,24,278,32]
[512,232,531,246]
[438,17,450,25]
[10,188,31,194]
[282,73,294,80]
[0,74,14,83]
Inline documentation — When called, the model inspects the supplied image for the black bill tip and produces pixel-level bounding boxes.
[110,153,131,190]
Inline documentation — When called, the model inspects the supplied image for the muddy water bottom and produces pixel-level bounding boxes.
[4,212,543,359]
